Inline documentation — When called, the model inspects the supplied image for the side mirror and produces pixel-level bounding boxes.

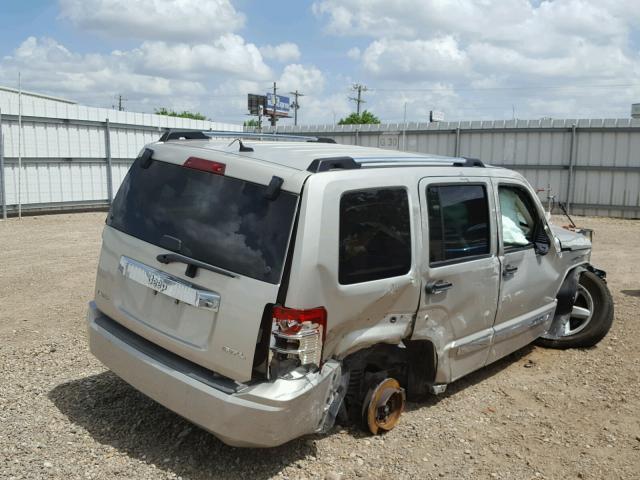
[534,221,550,256]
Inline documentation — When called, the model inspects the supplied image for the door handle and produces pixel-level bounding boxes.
[425,280,453,295]
[503,264,518,277]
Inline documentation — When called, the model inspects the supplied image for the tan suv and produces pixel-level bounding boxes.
[86,131,613,447]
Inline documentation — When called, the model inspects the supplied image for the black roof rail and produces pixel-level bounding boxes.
[159,130,209,141]
[159,130,324,142]
[453,157,485,168]
[307,156,361,173]
[306,137,337,144]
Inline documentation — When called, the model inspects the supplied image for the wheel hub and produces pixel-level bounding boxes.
[364,378,405,435]
[565,284,594,336]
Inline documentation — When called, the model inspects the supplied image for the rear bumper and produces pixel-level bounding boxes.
[86,302,341,447]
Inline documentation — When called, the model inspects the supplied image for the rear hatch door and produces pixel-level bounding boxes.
[94,146,304,382]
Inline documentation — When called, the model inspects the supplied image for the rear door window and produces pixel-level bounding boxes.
[108,157,298,284]
[339,188,412,285]
[427,184,490,264]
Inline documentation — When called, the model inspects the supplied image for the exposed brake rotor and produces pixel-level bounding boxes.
[363,378,406,435]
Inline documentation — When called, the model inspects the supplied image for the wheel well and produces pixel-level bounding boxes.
[405,340,437,400]
[341,340,437,418]
[556,267,581,316]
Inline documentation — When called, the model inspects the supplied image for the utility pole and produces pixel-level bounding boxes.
[257,105,263,132]
[270,82,277,127]
[289,90,304,126]
[349,83,368,115]
[117,94,126,111]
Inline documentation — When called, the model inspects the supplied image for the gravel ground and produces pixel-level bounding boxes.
[1,212,639,480]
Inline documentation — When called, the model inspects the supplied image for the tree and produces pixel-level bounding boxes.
[154,107,207,121]
[337,110,381,125]
[243,119,261,128]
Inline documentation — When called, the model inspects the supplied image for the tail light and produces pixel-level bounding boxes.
[271,306,327,368]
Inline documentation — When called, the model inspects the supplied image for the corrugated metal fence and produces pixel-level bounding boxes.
[0,89,240,217]
[265,119,640,218]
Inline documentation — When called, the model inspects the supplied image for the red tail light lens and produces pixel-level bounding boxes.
[271,306,327,368]
[273,306,327,336]
[183,157,226,175]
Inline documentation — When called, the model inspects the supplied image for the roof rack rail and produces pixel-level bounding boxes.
[307,156,360,173]
[158,129,322,142]
[158,130,209,141]
[306,137,337,144]
[355,156,485,169]
[453,157,485,167]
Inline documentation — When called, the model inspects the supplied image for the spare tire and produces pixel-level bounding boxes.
[536,270,614,349]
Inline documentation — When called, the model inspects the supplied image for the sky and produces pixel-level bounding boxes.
[1,0,640,125]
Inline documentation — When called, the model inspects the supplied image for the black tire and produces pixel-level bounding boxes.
[536,271,614,349]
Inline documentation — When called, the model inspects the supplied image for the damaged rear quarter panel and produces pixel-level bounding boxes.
[283,170,423,360]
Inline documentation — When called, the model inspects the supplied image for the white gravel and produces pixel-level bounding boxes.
[1,213,639,479]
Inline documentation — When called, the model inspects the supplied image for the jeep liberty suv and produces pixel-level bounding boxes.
[87,131,613,447]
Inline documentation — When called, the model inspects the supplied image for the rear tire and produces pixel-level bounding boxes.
[536,271,614,349]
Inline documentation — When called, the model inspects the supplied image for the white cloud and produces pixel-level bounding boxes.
[5,0,640,125]
[259,43,301,62]
[362,36,470,79]
[313,0,640,120]
[131,35,272,79]
[58,0,244,41]
[346,47,360,60]
[277,64,325,93]
[0,36,279,113]
[0,36,336,124]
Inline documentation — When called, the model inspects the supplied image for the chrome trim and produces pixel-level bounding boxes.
[119,256,220,312]
[494,311,551,342]
[272,329,320,340]
[270,346,319,356]
[453,332,493,356]
[204,131,318,141]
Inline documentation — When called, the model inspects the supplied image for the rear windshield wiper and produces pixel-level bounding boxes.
[156,252,238,279]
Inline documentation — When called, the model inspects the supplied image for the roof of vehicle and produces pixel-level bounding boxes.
[150,137,502,173]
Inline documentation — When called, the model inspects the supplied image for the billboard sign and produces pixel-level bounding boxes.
[247,94,266,115]
[429,110,445,122]
[266,93,290,117]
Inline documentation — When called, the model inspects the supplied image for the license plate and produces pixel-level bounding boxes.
[119,256,220,311]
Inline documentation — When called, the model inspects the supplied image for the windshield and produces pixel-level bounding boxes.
[107,157,298,284]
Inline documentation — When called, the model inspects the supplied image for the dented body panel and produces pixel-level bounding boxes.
[87,137,597,447]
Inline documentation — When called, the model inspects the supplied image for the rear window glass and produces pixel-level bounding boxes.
[427,184,490,264]
[108,157,298,284]
[339,188,412,284]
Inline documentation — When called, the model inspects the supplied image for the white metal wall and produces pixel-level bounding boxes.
[266,119,640,218]
[0,89,241,214]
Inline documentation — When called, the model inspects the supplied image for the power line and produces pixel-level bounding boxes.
[369,82,640,93]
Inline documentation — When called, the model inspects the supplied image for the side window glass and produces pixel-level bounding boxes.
[339,188,411,284]
[498,186,540,248]
[427,185,490,264]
